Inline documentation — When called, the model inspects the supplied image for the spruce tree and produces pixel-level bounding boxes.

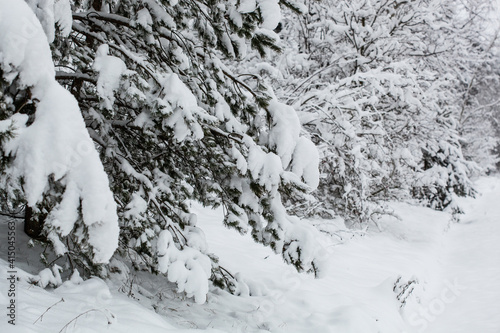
[0,0,322,303]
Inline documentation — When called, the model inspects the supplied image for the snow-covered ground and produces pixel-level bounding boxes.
[424,177,500,333]
[1,177,500,332]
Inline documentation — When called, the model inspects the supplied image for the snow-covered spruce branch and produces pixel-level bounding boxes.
[71,22,161,87]
[55,72,96,84]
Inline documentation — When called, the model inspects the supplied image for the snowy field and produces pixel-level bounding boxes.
[1,177,500,333]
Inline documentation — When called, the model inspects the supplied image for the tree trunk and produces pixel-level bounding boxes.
[24,206,47,242]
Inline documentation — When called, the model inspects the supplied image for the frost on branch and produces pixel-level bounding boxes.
[0,0,118,264]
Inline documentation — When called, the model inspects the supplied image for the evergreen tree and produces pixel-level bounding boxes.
[0,0,322,303]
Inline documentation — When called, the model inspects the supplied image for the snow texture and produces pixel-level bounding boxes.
[291,136,320,190]
[257,0,281,30]
[158,73,217,142]
[25,0,72,42]
[93,44,128,110]
[267,99,301,169]
[157,230,211,304]
[238,0,257,13]
[137,7,153,32]
[265,99,320,189]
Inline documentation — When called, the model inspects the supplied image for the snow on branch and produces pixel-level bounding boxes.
[0,0,118,264]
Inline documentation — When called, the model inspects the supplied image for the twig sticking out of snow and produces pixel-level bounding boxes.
[33,298,65,324]
[58,309,115,333]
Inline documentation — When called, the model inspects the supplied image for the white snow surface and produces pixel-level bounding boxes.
[422,177,500,333]
[1,176,500,332]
